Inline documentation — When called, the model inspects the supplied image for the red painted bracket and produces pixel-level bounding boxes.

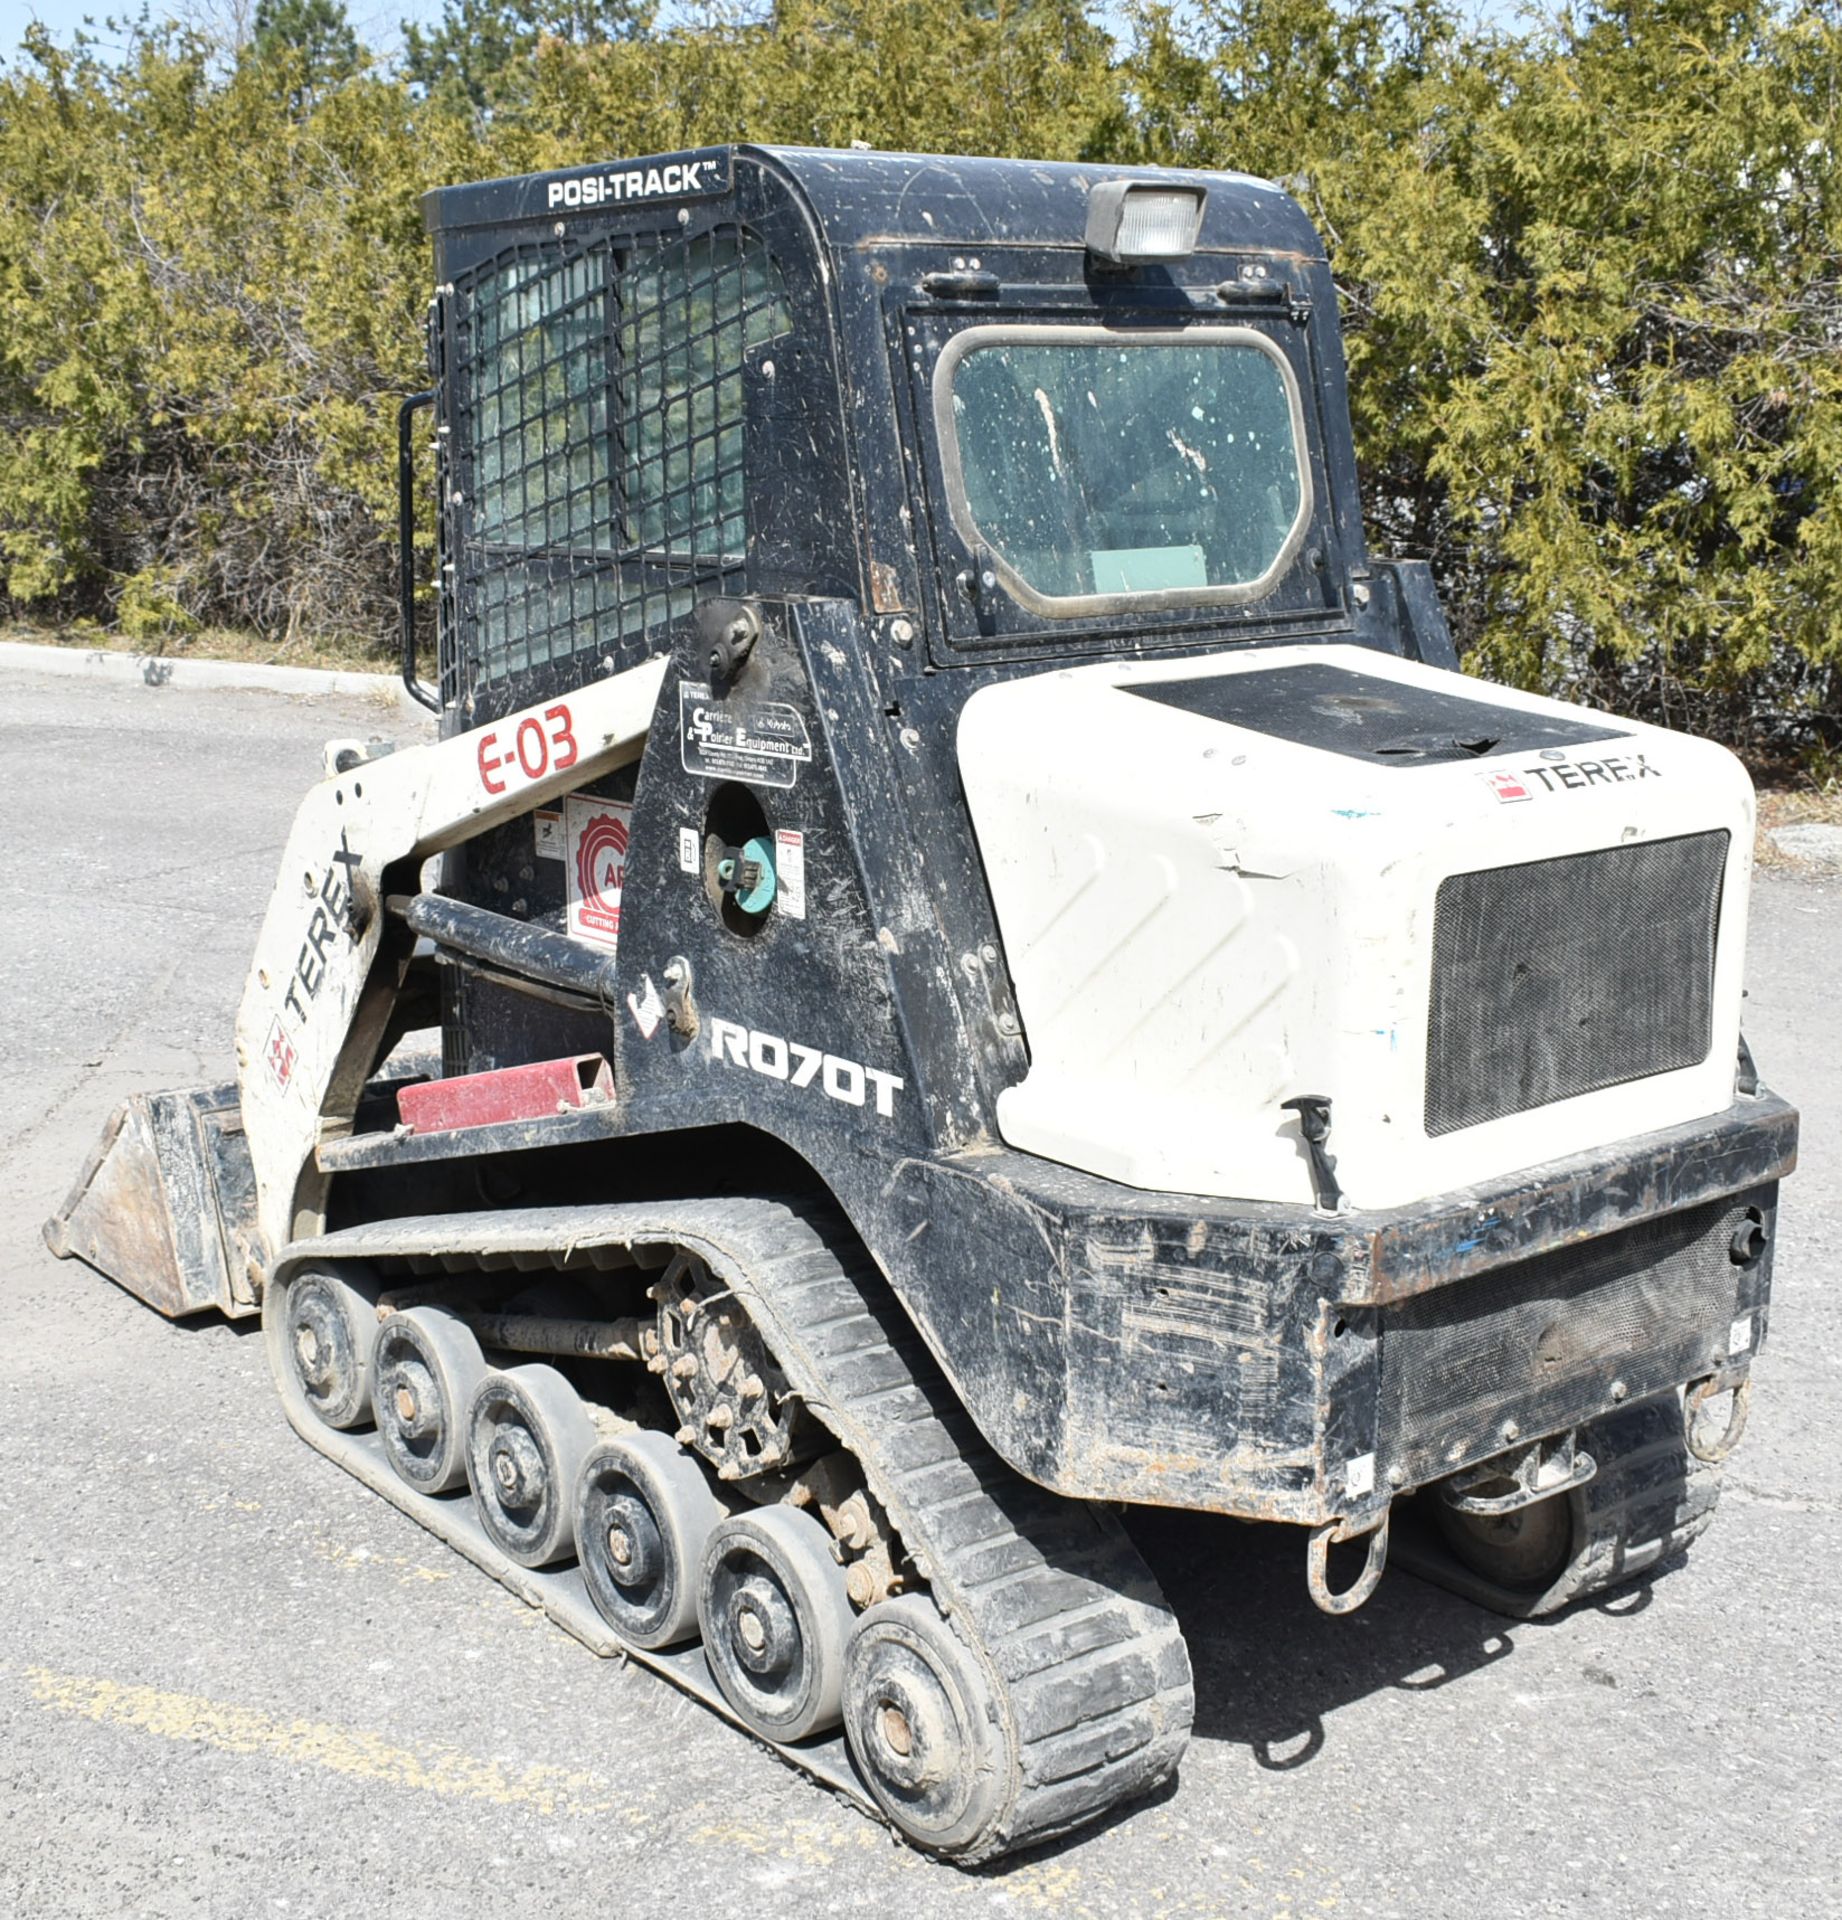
[397,1054,614,1135]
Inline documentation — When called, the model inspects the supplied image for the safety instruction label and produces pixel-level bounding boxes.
[774,829,807,920]
[565,795,632,953]
[679,681,812,790]
[533,809,565,860]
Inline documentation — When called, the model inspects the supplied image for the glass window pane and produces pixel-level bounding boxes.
[946,334,1306,608]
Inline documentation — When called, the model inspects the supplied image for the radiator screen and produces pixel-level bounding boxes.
[1426,831,1728,1135]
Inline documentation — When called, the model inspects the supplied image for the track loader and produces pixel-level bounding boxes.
[47,146,1796,1861]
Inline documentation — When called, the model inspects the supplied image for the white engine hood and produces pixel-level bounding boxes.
[957,643,1754,1211]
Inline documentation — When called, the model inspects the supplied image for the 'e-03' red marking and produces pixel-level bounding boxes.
[476,703,580,794]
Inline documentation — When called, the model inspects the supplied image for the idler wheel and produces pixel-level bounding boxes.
[464,1364,597,1567]
[1434,1489,1574,1591]
[373,1307,487,1494]
[576,1431,724,1650]
[279,1264,381,1431]
[842,1596,1007,1856]
[698,1506,851,1742]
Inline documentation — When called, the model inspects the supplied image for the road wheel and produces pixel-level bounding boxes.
[699,1506,851,1741]
[1433,1490,1575,1592]
[465,1364,596,1567]
[279,1263,380,1431]
[373,1307,486,1494]
[576,1431,723,1650]
[843,1596,1007,1856]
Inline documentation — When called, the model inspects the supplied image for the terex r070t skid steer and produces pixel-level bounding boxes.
[49,147,1798,1860]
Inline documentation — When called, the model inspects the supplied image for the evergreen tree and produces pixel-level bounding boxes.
[253,0,361,99]
[402,0,653,114]
[0,0,1835,756]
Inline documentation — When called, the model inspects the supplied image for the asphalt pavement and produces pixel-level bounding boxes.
[0,665,1836,1920]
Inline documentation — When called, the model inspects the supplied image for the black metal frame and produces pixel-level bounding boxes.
[397,389,440,712]
[375,145,1799,1527]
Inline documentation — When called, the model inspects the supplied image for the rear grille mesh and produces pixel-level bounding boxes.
[1426,831,1728,1135]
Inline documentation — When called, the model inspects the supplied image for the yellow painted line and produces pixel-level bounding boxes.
[24,1666,629,1820]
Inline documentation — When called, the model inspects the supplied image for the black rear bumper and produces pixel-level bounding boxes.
[874,1093,1797,1525]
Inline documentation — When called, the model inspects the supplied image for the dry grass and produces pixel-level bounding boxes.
[1755,779,1842,871]
[3,619,389,673]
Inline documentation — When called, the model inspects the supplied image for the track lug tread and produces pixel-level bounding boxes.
[267,1197,1193,1862]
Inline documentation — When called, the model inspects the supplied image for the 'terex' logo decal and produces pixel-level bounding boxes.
[1485,751,1662,802]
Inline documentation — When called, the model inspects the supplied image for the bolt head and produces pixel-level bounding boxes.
[845,1563,878,1607]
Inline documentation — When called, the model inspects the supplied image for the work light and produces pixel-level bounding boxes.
[1084,182,1207,265]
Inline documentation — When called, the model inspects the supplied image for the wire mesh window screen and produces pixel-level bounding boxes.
[449,226,790,708]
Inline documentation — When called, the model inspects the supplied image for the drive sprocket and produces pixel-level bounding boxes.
[651,1247,811,1479]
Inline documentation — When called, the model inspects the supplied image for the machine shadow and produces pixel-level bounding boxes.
[169,1302,261,1338]
[968,1502,1543,1879]
[1125,1506,1524,1769]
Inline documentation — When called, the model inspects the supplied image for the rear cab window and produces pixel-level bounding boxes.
[936,325,1310,616]
[903,297,1343,662]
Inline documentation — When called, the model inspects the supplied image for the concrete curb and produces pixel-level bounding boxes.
[0,638,427,712]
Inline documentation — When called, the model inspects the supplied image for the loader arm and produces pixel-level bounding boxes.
[234,656,668,1266]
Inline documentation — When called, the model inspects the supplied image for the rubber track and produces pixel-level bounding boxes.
[269,1197,1194,1861]
[1392,1393,1722,1620]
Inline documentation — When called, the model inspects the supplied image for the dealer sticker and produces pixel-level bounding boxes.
[679,681,812,790]
[564,795,632,954]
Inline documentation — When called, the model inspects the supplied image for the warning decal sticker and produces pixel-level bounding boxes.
[774,829,807,920]
[265,1016,297,1091]
[679,681,813,790]
[628,972,665,1041]
[565,795,633,953]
